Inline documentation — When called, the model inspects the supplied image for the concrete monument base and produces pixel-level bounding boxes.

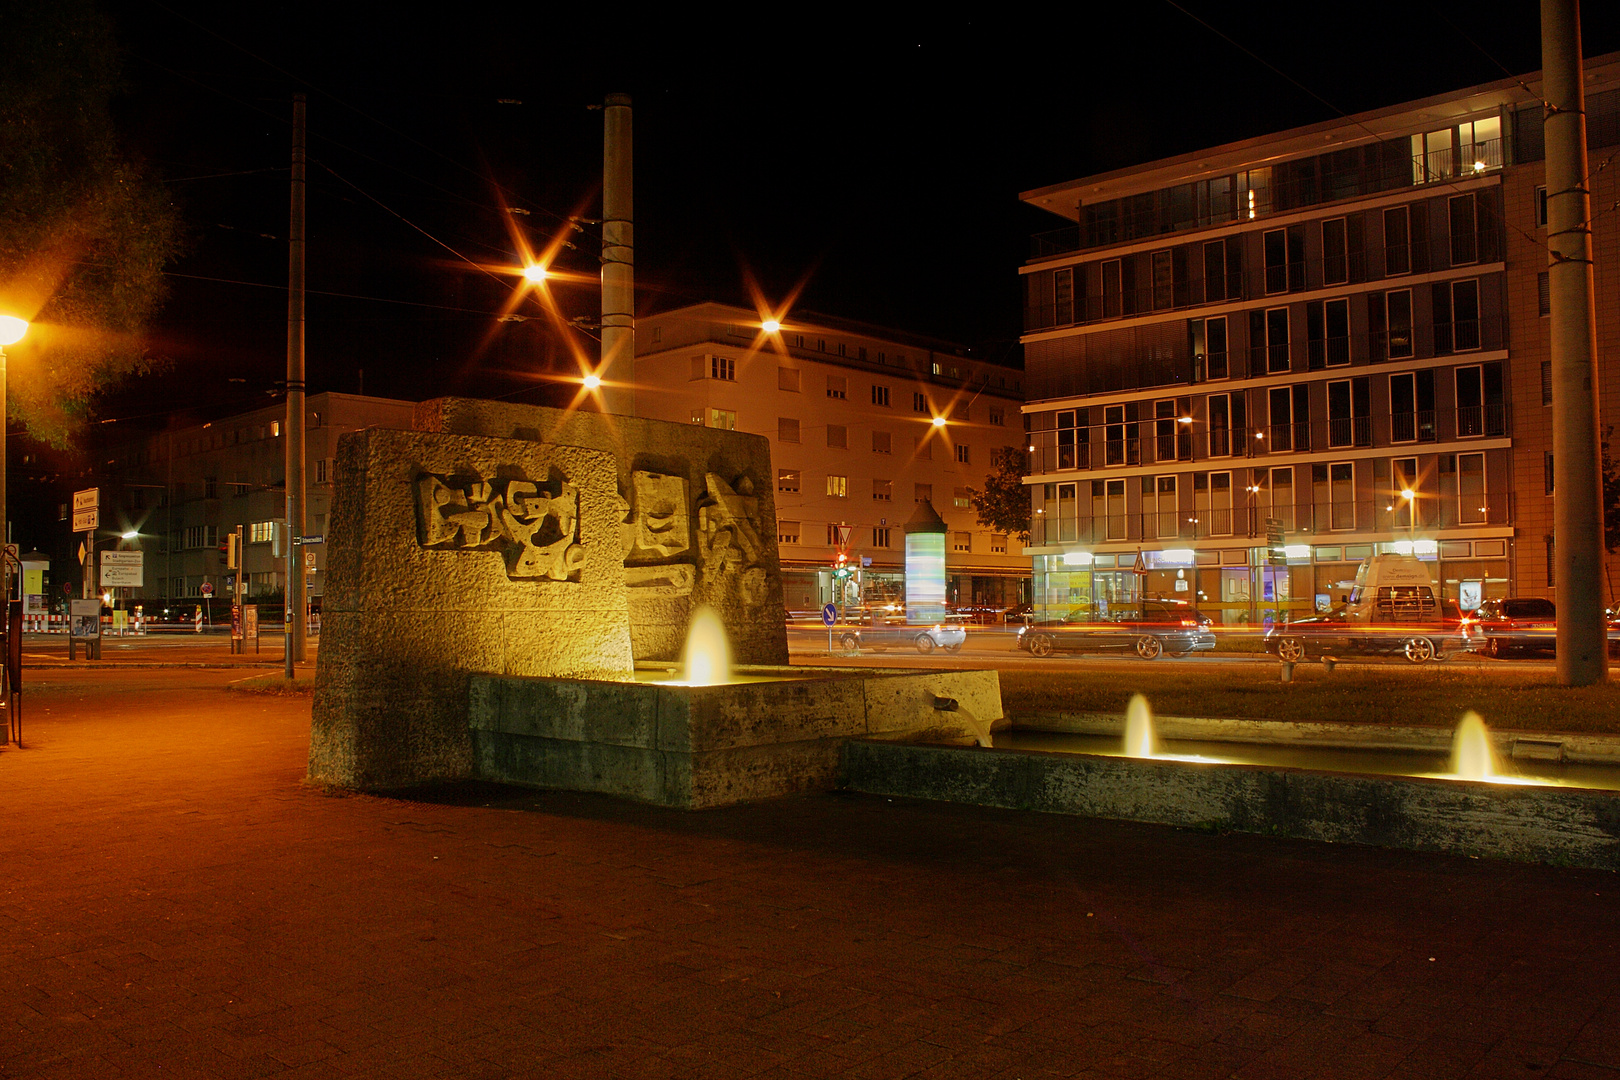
[468,666,1003,808]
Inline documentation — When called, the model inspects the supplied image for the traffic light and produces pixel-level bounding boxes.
[225,531,240,570]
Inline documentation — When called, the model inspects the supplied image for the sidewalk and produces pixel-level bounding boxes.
[0,668,1616,1078]
[17,633,309,668]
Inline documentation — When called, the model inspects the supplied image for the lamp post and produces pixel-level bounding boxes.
[0,316,28,571]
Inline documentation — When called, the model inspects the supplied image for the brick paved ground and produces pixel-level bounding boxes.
[0,667,1617,1079]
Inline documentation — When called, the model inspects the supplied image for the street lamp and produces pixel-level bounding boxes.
[0,316,29,589]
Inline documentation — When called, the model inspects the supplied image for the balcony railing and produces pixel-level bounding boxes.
[1029,493,1515,547]
[1027,407,1509,474]
[1027,138,1502,261]
[1025,235,1501,334]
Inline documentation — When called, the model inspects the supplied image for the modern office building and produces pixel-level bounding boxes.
[1018,54,1620,624]
[634,303,1029,613]
[89,393,416,612]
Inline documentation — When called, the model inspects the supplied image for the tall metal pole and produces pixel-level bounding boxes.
[1543,0,1608,685]
[600,93,634,416]
[285,94,307,677]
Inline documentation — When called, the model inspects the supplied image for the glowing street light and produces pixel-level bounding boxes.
[0,316,27,579]
[761,319,781,334]
[931,415,946,428]
[582,373,602,391]
[522,264,549,284]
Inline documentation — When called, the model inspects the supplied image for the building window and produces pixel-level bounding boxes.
[1307,298,1350,368]
[871,430,891,454]
[1545,452,1555,495]
[989,407,1005,426]
[314,460,328,484]
[915,483,932,503]
[1539,272,1550,317]
[1536,185,1548,227]
[817,339,826,352]
[1384,206,1411,276]
[914,435,932,460]
[777,469,800,494]
[1311,461,1356,531]
[1150,248,1174,309]
[955,444,971,464]
[1449,193,1478,266]
[1322,216,1349,286]
[991,534,1007,554]
[1262,226,1303,293]
[827,424,847,449]
[709,355,735,381]
[1547,536,1556,587]
[873,480,892,502]
[838,343,847,357]
[827,475,847,498]
[871,384,890,407]
[826,522,844,545]
[204,477,218,499]
[1393,457,1418,528]
[953,532,972,553]
[1459,451,1487,523]
[873,527,891,548]
[1327,378,1370,449]
[779,521,800,545]
[778,366,800,392]
[1053,266,1074,325]
[1542,361,1553,405]
[826,375,847,399]
[709,408,736,430]
[250,521,275,543]
[778,418,800,443]
[1456,363,1504,437]
[1437,278,1481,352]
[1196,471,1234,537]
[1389,370,1436,443]
[230,482,250,497]
[953,487,972,509]
[913,392,928,413]
[1383,290,1414,359]
[1101,258,1123,318]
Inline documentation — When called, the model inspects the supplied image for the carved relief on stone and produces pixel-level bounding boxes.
[623,471,690,560]
[624,564,696,596]
[696,473,763,579]
[415,473,584,581]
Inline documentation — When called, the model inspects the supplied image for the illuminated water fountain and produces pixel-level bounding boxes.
[469,603,1004,808]
[843,692,1620,870]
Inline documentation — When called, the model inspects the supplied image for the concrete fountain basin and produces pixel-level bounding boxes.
[841,709,1620,870]
[470,664,1003,808]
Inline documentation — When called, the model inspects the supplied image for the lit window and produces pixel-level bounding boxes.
[954,487,972,509]
[777,469,800,494]
[827,475,847,498]
[709,408,736,430]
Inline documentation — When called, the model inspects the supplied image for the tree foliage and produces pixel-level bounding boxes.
[0,0,182,445]
[966,445,1031,544]
[1603,427,1620,555]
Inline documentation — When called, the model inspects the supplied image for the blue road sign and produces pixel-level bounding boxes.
[821,603,837,626]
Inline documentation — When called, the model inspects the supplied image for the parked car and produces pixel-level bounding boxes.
[1014,600,1216,660]
[1264,553,1472,664]
[1471,597,1557,658]
[1472,598,1620,658]
[839,614,966,654]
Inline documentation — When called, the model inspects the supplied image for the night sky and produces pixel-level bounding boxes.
[93,2,1620,430]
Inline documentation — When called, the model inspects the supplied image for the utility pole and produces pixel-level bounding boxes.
[1543,0,1608,685]
[599,93,634,416]
[285,93,307,678]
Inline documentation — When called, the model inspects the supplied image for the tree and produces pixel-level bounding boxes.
[966,445,1031,544]
[1603,428,1620,604]
[0,0,182,446]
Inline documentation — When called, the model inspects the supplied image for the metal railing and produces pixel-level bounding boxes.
[1025,235,1501,333]
[1027,138,1502,260]
[1027,407,1508,474]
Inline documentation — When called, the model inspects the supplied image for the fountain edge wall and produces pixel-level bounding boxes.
[841,741,1620,870]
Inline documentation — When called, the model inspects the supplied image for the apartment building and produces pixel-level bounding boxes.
[92,393,416,609]
[1019,55,1620,624]
[634,303,1029,612]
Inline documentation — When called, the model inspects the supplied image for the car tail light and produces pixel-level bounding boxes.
[1180,619,1199,627]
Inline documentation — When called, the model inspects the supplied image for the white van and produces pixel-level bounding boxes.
[1265,553,1469,663]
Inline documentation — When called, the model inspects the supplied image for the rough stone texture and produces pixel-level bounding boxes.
[414,397,789,665]
[469,667,1003,808]
[842,741,1620,870]
[309,428,633,789]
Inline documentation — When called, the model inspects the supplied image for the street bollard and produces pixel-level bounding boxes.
[1279,661,1294,683]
